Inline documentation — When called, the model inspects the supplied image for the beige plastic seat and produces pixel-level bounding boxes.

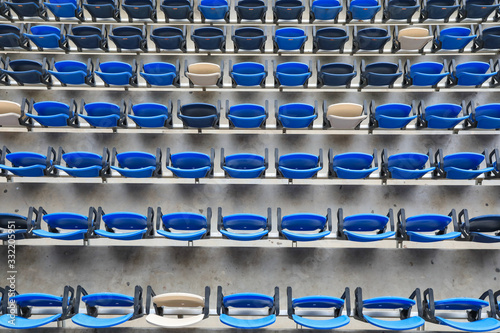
[0,100,22,127]
[186,63,221,87]
[146,292,206,328]
[398,27,433,51]
[327,103,366,129]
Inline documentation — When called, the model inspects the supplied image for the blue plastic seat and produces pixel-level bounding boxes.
[329,150,378,179]
[111,150,160,178]
[347,0,381,21]
[448,61,497,87]
[54,149,107,177]
[438,152,493,179]
[95,60,136,86]
[78,101,123,128]
[273,27,307,52]
[156,207,211,241]
[420,0,459,21]
[217,207,271,240]
[26,100,74,127]
[178,102,219,128]
[150,26,186,52]
[276,102,317,129]
[191,26,225,52]
[0,58,49,85]
[273,0,305,21]
[235,0,267,22]
[32,208,95,240]
[404,61,449,87]
[232,27,267,52]
[44,0,84,20]
[4,0,47,19]
[109,26,147,51]
[338,209,394,242]
[0,146,54,177]
[24,25,66,50]
[160,0,194,21]
[274,61,311,87]
[313,27,348,53]
[371,102,416,128]
[462,213,500,243]
[317,61,356,87]
[230,61,267,87]
[419,102,468,129]
[383,0,419,22]
[288,287,350,329]
[360,60,402,88]
[226,102,267,128]
[469,103,500,129]
[278,208,331,241]
[49,60,93,86]
[83,0,119,20]
[353,27,390,52]
[198,0,229,21]
[128,101,172,128]
[310,0,342,21]
[0,24,29,49]
[459,0,499,20]
[473,26,500,50]
[166,149,214,178]
[140,62,179,87]
[433,26,476,52]
[122,0,156,21]
[218,287,279,329]
[221,148,267,178]
[276,149,322,179]
[384,151,435,179]
[399,210,461,242]
[67,25,108,51]
[0,210,32,241]
[94,207,154,240]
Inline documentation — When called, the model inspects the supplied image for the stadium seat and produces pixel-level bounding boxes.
[31,206,97,241]
[0,145,55,177]
[146,286,210,327]
[191,26,226,52]
[217,207,271,240]
[66,25,108,52]
[352,26,391,53]
[109,25,147,51]
[458,209,500,243]
[432,25,476,52]
[328,148,378,179]
[0,24,30,50]
[380,148,435,179]
[72,285,143,328]
[317,60,356,87]
[0,57,51,85]
[312,26,348,53]
[140,60,180,87]
[447,59,497,87]
[95,59,138,86]
[226,100,268,128]
[417,100,468,129]
[221,148,268,178]
[24,98,77,127]
[78,99,126,128]
[309,0,342,22]
[232,26,267,52]
[122,0,157,21]
[48,59,94,86]
[287,287,350,329]
[166,148,215,178]
[218,286,279,329]
[403,59,449,87]
[127,100,173,128]
[198,0,230,21]
[392,26,432,52]
[434,149,493,179]
[420,0,459,21]
[276,100,317,129]
[235,0,267,22]
[397,208,461,242]
[472,25,500,51]
[150,26,187,52]
[111,148,162,178]
[156,207,211,241]
[275,148,322,179]
[359,60,402,88]
[274,60,312,87]
[94,207,154,240]
[43,0,84,20]
[185,61,223,87]
[0,206,38,241]
[323,101,367,129]
[368,100,417,129]
[423,289,500,332]
[0,99,22,127]
[458,0,499,20]
[337,208,395,241]
[382,0,419,22]
[273,27,307,52]
[54,147,109,178]
[0,286,75,329]
[230,60,267,87]
[354,288,425,330]
[464,101,500,129]
[346,0,381,22]
[278,207,331,241]
[273,0,305,22]
[83,0,120,21]
[24,24,68,51]
[160,0,194,22]
[4,0,48,20]
[177,100,220,128]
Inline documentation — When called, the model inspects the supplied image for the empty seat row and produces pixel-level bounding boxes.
[1,285,500,330]
[2,98,500,131]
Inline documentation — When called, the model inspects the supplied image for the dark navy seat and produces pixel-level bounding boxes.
[310,0,342,22]
[43,0,84,21]
[465,101,500,129]
[31,207,96,241]
[359,60,402,88]
[235,0,267,22]
[278,208,331,242]
[287,287,350,329]
[434,149,493,179]
[198,0,230,22]
[417,100,468,129]
[273,0,305,22]
[458,209,500,243]
[67,25,108,51]
[4,0,48,20]
[24,24,67,50]
[369,101,417,129]
[337,208,395,242]
[0,207,37,241]
[95,59,138,86]
[317,60,356,87]
[273,27,307,52]
[0,57,50,86]
[352,26,391,53]
[0,286,75,329]
[423,289,500,332]
[420,0,459,21]
[83,0,120,21]
[354,288,425,330]
[49,59,94,86]
[392,26,433,52]
[177,100,220,128]
[276,148,322,179]
[447,60,497,87]
[0,145,55,177]
[166,148,214,179]
[226,100,268,128]
[230,60,267,87]
[128,100,173,128]
[94,207,154,240]
[72,285,143,328]
[274,61,312,87]
[458,0,499,20]
[328,148,378,179]
[313,26,348,53]
[403,60,449,87]
[473,25,500,51]
[218,286,279,329]
[276,101,317,129]
[156,207,211,241]
[111,148,162,178]
[432,26,476,52]
[232,26,267,52]
[221,148,268,178]
[140,61,180,87]
[381,148,435,179]
[217,207,271,240]
[122,0,157,21]
[150,26,186,52]
[109,25,147,51]
[54,147,109,178]
[25,98,76,127]
[191,26,226,52]
[0,24,30,50]
[382,0,419,22]
[346,0,381,22]
[160,0,194,22]
[78,99,125,128]
[397,208,461,242]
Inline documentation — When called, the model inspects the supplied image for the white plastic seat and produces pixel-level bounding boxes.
[327,103,366,129]
[0,100,21,127]
[398,27,433,50]
[186,63,221,86]
[146,293,206,328]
